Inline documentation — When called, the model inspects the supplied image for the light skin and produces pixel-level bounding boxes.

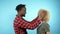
[39,10,50,34]
[18,7,50,34]
[47,32,50,34]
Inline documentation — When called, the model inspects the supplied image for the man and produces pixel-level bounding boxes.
[14,4,42,34]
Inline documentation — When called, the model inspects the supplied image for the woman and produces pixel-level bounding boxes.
[37,9,50,34]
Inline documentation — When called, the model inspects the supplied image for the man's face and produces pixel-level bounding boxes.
[20,7,26,17]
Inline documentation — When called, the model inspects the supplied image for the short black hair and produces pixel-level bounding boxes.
[16,4,25,12]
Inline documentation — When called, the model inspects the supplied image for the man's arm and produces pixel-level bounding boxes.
[14,16,41,30]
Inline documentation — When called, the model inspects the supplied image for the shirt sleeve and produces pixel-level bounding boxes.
[44,24,50,32]
[14,16,41,30]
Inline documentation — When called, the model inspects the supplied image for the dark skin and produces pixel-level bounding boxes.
[17,7,43,20]
[18,7,26,17]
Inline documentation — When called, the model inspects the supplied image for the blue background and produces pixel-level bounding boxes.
[0,0,60,34]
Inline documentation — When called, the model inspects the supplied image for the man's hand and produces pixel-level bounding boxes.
[38,11,43,20]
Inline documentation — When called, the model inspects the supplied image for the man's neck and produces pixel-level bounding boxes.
[17,13,22,17]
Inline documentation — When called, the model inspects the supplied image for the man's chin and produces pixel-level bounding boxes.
[23,16,25,17]
[22,15,25,17]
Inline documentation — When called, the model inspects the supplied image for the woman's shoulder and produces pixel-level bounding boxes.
[42,23,50,27]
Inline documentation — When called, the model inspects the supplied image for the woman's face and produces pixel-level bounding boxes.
[40,11,46,19]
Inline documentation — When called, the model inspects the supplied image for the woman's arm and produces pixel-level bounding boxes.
[46,32,50,34]
[44,23,50,34]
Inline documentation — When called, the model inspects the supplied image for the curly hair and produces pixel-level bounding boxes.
[39,9,50,22]
[16,4,25,12]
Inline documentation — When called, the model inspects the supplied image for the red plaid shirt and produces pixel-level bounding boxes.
[14,15,41,34]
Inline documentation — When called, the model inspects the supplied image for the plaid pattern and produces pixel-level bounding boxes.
[14,15,41,34]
